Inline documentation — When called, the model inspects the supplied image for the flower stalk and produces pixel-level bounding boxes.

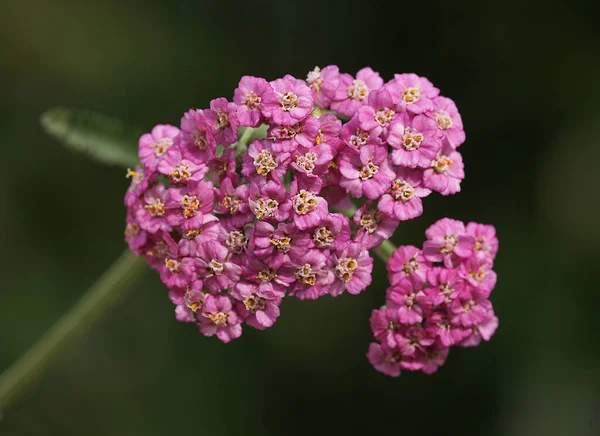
[0,250,147,411]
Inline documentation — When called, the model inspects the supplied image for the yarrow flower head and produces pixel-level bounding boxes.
[124,65,498,378]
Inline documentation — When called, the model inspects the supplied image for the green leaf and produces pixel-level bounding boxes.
[40,107,141,168]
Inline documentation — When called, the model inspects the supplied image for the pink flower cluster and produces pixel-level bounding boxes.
[367,218,499,377]
[123,65,480,354]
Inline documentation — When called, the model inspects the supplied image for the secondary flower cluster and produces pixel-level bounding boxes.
[367,218,499,376]
[123,65,474,351]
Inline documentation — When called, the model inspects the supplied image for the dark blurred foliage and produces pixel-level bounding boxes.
[1,0,599,434]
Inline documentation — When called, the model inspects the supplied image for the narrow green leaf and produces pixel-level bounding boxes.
[40,107,141,168]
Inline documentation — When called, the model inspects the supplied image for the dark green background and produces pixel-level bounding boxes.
[1,0,599,434]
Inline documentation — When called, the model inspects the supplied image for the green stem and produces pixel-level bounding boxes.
[0,250,147,411]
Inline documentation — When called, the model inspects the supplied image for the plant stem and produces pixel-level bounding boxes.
[0,250,147,411]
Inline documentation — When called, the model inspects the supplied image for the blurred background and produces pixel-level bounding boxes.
[1,0,599,434]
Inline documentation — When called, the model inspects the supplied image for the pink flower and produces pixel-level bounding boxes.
[138,124,180,171]
[310,213,351,251]
[286,249,334,300]
[248,181,291,222]
[214,177,253,228]
[370,308,405,348]
[417,345,450,374]
[177,213,220,257]
[388,113,442,168]
[232,281,282,330]
[184,241,242,293]
[423,267,464,306]
[377,167,431,221]
[198,294,242,343]
[289,180,329,230]
[331,67,384,118]
[204,98,239,146]
[338,144,395,199]
[159,252,190,289]
[397,326,435,357]
[387,245,430,286]
[357,89,397,137]
[165,180,214,228]
[466,222,499,263]
[124,213,148,253]
[233,76,271,127]
[290,142,334,184]
[353,201,399,250]
[240,255,292,296]
[306,65,340,108]
[269,117,320,153]
[431,96,465,149]
[242,139,290,183]
[422,218,475,267]
[367,342,402,377]
[249,221,311,266]
[449,289,492,328]
[340,116,381,152]
[425,311,470,347]
[158,148,208,184]
[135,184,172,234]
[386,283,426,325]
[124,166,152,207]
[329,242,373,297]
[389,73,439,114]
[422,144,464,195]
[459,257,497,297]
[180,109,217,163]
[207,148,239,185]
[261,75,313,126]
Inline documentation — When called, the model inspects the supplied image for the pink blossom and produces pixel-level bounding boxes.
[340,116,381,152]
[367,342,402,377]
[431,96,465,149]
[388,113,442,168]
[387,245,430,286]
[240,255,291,296]
[353,201,399,250]
[138,124,180,171]
[289,180,328,230]
[249,221,311,266]
[417,345,450,374]
[449,289,492,328]
[204,98,239,146]
[310,213,351,251]
[306,65,340,108]
[214,177,253,228]
[269,116,320,152]
[177,213,220,257]
[124,213,148,253]
[286,249,334,300]
[184,240,242,293]
[158,147,208,184]
[124,166,152,207]
[422,218,475,267]
[165,180,214,228]
[386,283,426,325]
[248,181,291,223]
[338,144,395,199]
[135,184,172,234]
[424,311,469,347]
[179,109,217,163]
[233,76,271,127]
[466,222,499,263]
[370,308,405,348]
[389,73,439,114]
[242,139,290,183]
[198,294,242,343]
[357,89,397,137]
[232,281,282,330]
[423,267,465,306]
[261,75,313,126]
[377,167,431,221]
[422,144,464,195]
[329,242,373,297]
[459,257,497,297]
[331,67,384,118]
